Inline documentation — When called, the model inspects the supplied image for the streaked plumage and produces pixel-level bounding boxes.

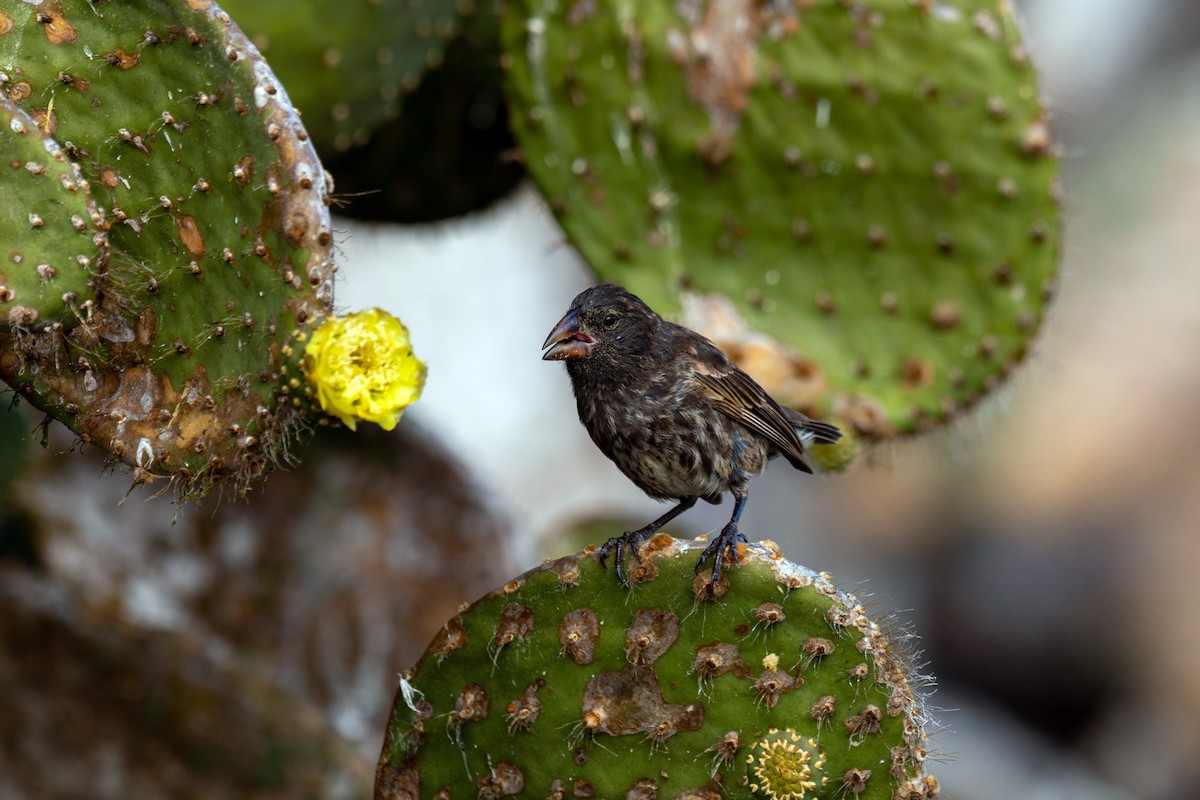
[542,284,841,588]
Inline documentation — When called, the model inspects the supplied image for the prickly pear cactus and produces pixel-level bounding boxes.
[377,537,935,799]
[318,5,525,223]
[502,0,1060,445]
[0,0,335,494]
[219,0,466,154]
[222,0,523,222]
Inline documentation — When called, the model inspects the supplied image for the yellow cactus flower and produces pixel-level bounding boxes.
[303,308,426,431]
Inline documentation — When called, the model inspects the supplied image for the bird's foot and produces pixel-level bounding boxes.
[598,528,653,588]
[694,523,748,593]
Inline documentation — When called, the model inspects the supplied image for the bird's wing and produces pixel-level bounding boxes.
[691,357,814,474]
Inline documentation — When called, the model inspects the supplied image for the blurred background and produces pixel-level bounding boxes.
[3,0,1199,797]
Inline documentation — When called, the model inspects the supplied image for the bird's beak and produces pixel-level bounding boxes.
[542,307,595,360]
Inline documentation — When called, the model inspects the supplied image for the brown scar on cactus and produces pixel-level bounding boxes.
[428,615,467,661]
[504,679,544,733]
[476,761,525,798]
[666,0,760,164]
[691,641,751,683]
[809,694,837,726]
[451,682,489,739]
[558,607,600,664]
[753,601,786,627]
[581,667,705,742]
[845,703,884,738]
[753,653,802,710]
[624,609,678,666]
[36,3,77,46]
[491,602,534,654]
[799,635,837,669]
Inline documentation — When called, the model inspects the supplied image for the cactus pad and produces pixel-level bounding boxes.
[0,0,335,494]
[0,96,102,327]
[377,537,935,799]
[317,6,525,223]
[502,0,1060,441]
[220,0,524,222]
[219,0,465,154]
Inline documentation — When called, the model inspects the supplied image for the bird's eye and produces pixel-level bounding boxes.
[602,314,618,328]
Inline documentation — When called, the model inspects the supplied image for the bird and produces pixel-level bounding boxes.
[542,284,842,589]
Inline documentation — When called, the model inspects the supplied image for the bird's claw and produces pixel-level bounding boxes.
[694,524,747,592]
[598,529,651,588]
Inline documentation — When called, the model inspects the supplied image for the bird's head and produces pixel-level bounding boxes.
[542,284,660,364]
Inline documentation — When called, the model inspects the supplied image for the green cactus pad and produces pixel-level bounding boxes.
[219,0,465,154]
[0,0,334,494]
[220,0,523,222]
[317,6,525,223]
[502,0,1060,441]
[377,537,936,799]
[0,97,102,326]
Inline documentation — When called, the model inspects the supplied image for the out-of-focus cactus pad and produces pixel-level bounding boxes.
[377,537,935,799]
[319,8,526,223]
[219,0,464,154]
[220,0,524,222]
[0,0,334,494]
[502,0,1060,441]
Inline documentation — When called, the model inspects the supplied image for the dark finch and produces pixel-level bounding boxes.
[542,284,842,588]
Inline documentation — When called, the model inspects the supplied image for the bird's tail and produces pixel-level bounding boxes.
[784,409,843,448]
[801,418,843,446]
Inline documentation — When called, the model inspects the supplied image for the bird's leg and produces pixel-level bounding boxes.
[599,497,698,587]
[695,492,749,590]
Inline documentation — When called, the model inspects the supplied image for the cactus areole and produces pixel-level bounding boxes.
[0,0,336,495]
[377,538,936,799]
